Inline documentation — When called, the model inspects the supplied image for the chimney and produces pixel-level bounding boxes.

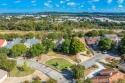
[110,72,112,76]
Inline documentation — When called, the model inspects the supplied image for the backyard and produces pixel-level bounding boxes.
[9,66,35,77]
[45,58,73,70]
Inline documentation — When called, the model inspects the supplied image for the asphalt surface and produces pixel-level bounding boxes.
[81,54,109,69]
[16,59,73,83]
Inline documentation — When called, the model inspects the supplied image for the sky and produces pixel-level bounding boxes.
[0,0,125,13]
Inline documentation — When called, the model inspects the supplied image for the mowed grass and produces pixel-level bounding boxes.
[45,58,73,70]
[10,66,35,77]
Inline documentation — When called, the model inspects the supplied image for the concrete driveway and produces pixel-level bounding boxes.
[85,62,105,79]
[16,59,73,83]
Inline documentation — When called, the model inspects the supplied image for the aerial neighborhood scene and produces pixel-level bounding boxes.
[0,0,125,83]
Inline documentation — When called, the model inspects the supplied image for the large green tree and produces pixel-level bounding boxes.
[42,39,56,51]
[71,65,85,79]
[85,30,99,37]
[98,38,114,50]
[69,38,85,54]
[61,39,71,54]
[29,44,45,57]
[11,44,27,57]
[0,47,9,55]
[0,54,16,71]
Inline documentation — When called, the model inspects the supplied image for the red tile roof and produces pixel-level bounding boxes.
[92,68,125,83]
[0,39,5,47]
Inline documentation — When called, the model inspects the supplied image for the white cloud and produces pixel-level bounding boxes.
[67,2,76,6]
[55,4,59,7]
[60,1,65,4]
[48,0,52,3]
[44,2,52,8]
[118,5,123,8]
[14,0,21,3]
[1,3,7,6]
[31,0,36,3]
[107,0,112,4]
[92,5,96,10]
[118,0,124,4]
[92,0,99,2]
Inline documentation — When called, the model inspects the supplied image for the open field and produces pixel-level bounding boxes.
[45,58,73,70]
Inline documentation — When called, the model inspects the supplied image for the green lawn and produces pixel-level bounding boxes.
[9,66,35,77]
[45,58,73,70]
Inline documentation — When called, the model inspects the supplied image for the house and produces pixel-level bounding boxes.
[104,34,118,42]
[0,69,8,83]
[0,39,7,47]
[85,37,101,46]
[56,38,65,50]
[24,38,41,48]
[92,68,125,83]
[118,63,125,72]
[6,38,22,49]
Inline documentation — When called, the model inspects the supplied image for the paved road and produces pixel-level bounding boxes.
[16,59,73,83]
[81,54,109,69]
[85,62,105,79]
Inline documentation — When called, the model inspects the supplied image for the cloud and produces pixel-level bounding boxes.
[118,5,123,8]
[118,0,124,4]
[55,4,59,7]
[107,0,112,4]
[67,2,76,6]
[1,3,7,6]
[48,0,52,3]
[92,5,96,10]
[92,0,99,2]
[31,0,36,3]
[44,2,52,8]
[14,0,21,3]
[60,1,65,4]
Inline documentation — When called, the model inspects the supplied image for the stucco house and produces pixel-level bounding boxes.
[0,69,8,83]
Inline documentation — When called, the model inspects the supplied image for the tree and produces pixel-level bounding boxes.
[118,46,125,54]
[29,44,45,57]
[0,53,16,71]
[98,38,113,50]
[42,39,56,51]
[70,38,85,54]
[47,33,58,39]
[71,65,85,79]
[61,39,71,54]
[46,78,57,83]
[23,61,28,71]
[11,44,27,57]
[85,30,99,37]
[76,31,84,38]
[23,80,30,83]
[118,37,125,54]
[0,47,9,55]
[117,79,125,83]
[83,78,92,83]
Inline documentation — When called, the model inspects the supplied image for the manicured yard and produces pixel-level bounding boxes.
[9,66,35,77]
[45,58,73,70]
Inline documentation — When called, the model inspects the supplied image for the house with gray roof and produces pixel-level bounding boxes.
[24,38,41,48]
[56,38,65,50]
[6,38,22,49]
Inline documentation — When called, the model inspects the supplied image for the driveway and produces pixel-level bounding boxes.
[81,54,109,69]
[16,59,73,83]
[85,62,105,79]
